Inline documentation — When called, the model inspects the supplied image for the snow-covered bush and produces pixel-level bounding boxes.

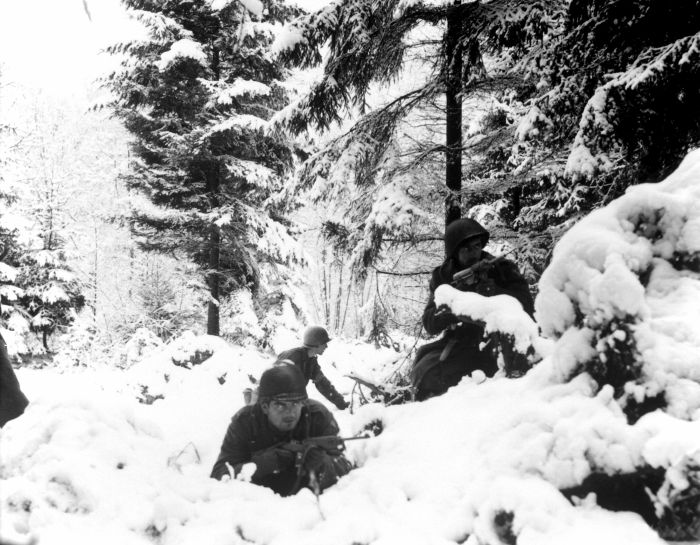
[5,150,700,545]
[537,149,700,422]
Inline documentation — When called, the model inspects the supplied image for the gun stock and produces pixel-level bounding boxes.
[282,434,370,455]
[451,255,505,288]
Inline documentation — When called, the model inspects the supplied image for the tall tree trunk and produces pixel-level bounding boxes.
[445,0,463,238]
[334,261,343,330]
[321,243,330,324]
[207,223,220,336]
[206,46,222,337]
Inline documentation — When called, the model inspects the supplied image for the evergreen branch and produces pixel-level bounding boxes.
[372,267,433,277]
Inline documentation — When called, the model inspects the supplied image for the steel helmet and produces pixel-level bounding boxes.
[302,326,331,347]
[257,364,308,402]
[444,218,489,258]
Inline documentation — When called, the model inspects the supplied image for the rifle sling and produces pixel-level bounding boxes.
[439,339,458,362]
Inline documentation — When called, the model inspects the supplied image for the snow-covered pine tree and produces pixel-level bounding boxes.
[271,0,562,340]
[16,248,85,352]
[0,73,23,337]
[13,112,86,352]
[275,0,700,327]
[0,177,85,355]
[104,0,304,336]
[549,0,700,186]
[0,80,33,352]
[0,186,26,343]
[273,0,563,272]
[477,0,700,242]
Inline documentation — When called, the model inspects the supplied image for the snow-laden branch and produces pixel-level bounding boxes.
[435,284,539,352]
[566,32,700,180]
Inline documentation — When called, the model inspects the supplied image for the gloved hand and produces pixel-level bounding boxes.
[335,398,349,410]
[433,305,459,330]
[475,278,497,296]
[302,446,328,473]
[250,447,295,477]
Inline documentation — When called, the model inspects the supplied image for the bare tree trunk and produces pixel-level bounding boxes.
[207,224,220,336]
[321,244,330,324]
[334,261,344,330]
[444,0,463,239]
[207,48,222,337]
[91,223,98,318]
[339,269,355,333]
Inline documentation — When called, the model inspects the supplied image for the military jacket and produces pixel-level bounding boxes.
[277,347,346,409]
[210,400,350,496]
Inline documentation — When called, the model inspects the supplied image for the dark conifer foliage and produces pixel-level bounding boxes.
[104,0,304,335]
[274,0,700,284]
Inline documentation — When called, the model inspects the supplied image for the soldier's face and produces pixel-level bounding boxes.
[262,399,304,432]
[456,239,483,268]
[309,343,328,357]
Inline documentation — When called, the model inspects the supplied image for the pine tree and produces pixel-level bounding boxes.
[274,0,564,272]
[478,0,700,267]
[104,0,304,336]
[275,0,700,288]
[0,73,31,346]
[10,104,86,352]
[0,186,26,336]
[0,85,122,354]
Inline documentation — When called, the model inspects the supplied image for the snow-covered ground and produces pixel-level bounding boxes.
[3,150,700,544]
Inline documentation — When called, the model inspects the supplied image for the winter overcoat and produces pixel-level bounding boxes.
[0,332,29,427]
[276,347,346,409]
[210,399,351,496]
[411,249,534,401]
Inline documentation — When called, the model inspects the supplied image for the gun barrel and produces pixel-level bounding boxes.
[341,434,371,442]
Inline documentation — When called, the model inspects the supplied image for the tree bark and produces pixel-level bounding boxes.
[207,223,221,336]
[444,0,463,238]
[207,45,222,337]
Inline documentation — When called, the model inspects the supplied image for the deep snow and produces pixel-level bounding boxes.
[4,150,700,544]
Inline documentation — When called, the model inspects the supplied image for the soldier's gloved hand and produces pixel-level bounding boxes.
[335,398,349,410]
[433,305,459,330]
[251,447,295,476]
[476,278,497,296]
[302,446,327,473]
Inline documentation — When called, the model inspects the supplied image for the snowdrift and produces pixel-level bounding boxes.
[3,150,700,544]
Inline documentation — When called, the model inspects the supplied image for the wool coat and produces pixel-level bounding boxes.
[210,399,351,496]
[277,347,347,409]
[0,332,28,428]
[411,251,534,400]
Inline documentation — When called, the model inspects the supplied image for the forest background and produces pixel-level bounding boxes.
[0,0,698,371]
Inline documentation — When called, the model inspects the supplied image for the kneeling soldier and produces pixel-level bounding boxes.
[210,365,351,496]
[277,326,349,410]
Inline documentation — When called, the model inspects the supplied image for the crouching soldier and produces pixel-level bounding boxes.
[210,365,352,496]
[0,328,29,428]
[277,326,349,410]
[411,218,534,401]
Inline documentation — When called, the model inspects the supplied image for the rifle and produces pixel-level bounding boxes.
[284,434,369,497]
[346,373,412,406]
[451,251,513,293]
[282,433,370,456]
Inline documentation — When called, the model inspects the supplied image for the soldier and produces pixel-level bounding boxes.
[411,218,534,401]
[276,326,349,410]
[210,365,351,496]
[0,302,29,428]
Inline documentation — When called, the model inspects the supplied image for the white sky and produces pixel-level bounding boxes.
[0,0,327,98]
[0,0,143,97]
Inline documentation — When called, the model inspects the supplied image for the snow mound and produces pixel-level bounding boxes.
[5,149,700,544]
[537,148,700,419]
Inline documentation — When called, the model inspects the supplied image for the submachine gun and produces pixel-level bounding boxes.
[451,254,508,295]
[282,434,369,457]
